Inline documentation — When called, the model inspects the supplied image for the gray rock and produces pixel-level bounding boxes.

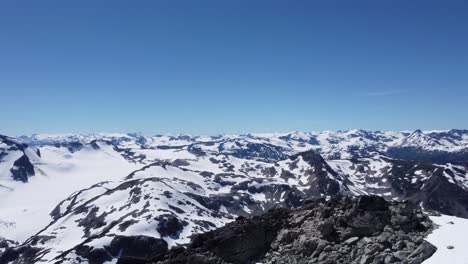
[276,229,299,244]
[317,221,335,237]
[414,235,424,244]
[357,237,372,248]
[363,243,384,255]
[323,245,334,252]
[312,240,328,258]
[393,250,411,261]
[360,255,374,264]
[147,196,437,264]
[372,254,386,264]
[393,240,406,250]
[384,254,395,264]
[345,237,359,245]
[377,231,394,246]
[295,236,319,256]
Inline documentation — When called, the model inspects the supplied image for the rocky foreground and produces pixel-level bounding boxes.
[117,196,436,264]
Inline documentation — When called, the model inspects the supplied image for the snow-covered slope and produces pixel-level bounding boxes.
[0,141,141,243]
[424,214,468,264]
[0,129,467,263]
[0,135,40,183]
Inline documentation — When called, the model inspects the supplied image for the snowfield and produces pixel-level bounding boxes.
[0,142,141,242]
[424,215,468,264]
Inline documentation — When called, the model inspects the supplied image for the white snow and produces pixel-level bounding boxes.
[424,214,468,264]
[0,143,141,242]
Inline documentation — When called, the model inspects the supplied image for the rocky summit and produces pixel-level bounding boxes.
[118,196,435,264]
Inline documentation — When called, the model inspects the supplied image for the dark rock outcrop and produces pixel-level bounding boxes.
[290,150,343,197]
[416,171,468,218]
[221,142,288,161]
[0,245,40,264]
[118,196,435,264]
[107,236,168,259]
[156,215,188,238]
[10,155,35,183]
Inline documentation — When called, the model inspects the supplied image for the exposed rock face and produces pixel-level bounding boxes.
[0,238,18,257]
[0,245,39,264]
[221,142,289,162]
[0,135,38,182]
[118,196,435,264]
[10,154,34,183]
[155,215,188,238]
[416,171,468,218]
[107,236,168,259]
[290,150,344,197]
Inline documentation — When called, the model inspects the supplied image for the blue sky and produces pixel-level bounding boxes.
[1,0,467,135]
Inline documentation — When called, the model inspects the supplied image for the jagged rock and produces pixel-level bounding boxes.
[107,236,168,260]
[0,245,40,264]
[393,250,411,261]
[363,243,385,255]
[120,196,435,264]
[360,255,374,264]
[406,241,437,264]
[344,237,359,245]
[384,254,395,264]
[317,221,335,238]
[0,248,19,264]
[10,155,35,182]
[74,245,112,264]
[155,215,188,238]
[274,229,299,245]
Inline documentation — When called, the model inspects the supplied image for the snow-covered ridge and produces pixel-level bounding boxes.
[17,129,468,158]
[0,129,467,263]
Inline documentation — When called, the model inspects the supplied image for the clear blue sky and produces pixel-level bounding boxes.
[1,0,467,135]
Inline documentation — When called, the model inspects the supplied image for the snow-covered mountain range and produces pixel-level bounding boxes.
[1,129,468,263]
